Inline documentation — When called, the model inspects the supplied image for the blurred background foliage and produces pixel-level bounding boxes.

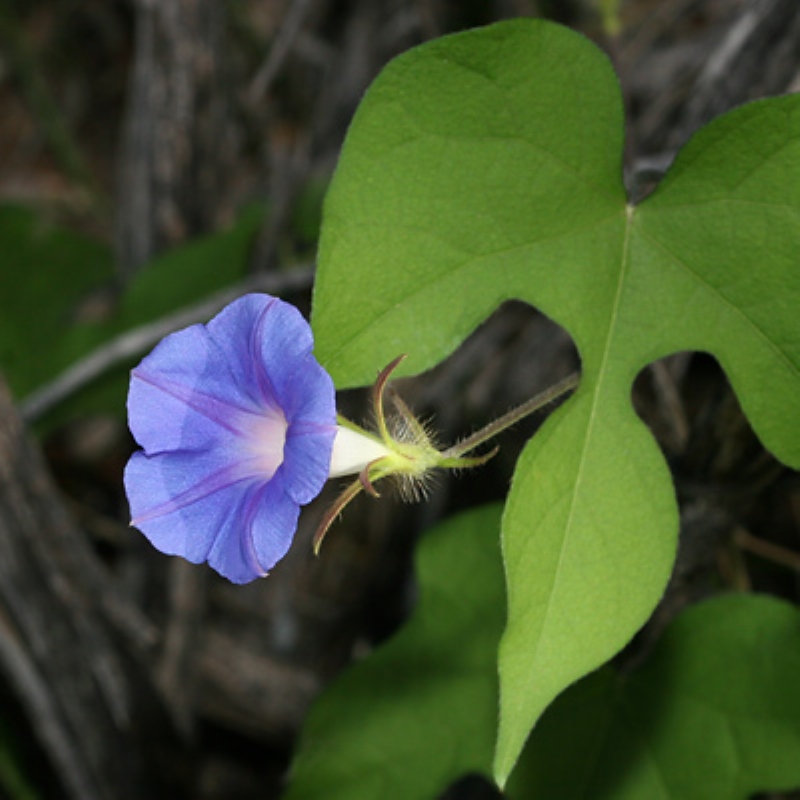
[0,1,798,798]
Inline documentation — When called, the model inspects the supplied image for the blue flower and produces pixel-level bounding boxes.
[124,294,338,584]
[124,293,527,583]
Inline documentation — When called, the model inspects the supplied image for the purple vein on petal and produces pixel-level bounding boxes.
[132,368,268,439]
[287,419,336,437]
[241,485,270,578]
[130,454,272,526]
[249,299,283,411]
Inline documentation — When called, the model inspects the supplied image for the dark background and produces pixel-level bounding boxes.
[0,1,798,797]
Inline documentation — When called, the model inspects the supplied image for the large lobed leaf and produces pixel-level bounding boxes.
[311,18,800,784]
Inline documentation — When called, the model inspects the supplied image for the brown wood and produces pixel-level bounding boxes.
[115,0,231,277]
[0,375,186,799]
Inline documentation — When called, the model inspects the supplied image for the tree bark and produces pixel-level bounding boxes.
[0,375,186,799]
[115,0,230,278]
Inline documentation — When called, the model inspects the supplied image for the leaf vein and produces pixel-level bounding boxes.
[533,206,634,665]
[325,210,621,368]
[638,226,800,382]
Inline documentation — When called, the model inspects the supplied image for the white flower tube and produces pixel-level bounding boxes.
[328,425,393,478]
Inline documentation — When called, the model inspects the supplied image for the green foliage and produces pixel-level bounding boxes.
[0,719,39,800]
[311,18,800,785]
[285,505,505,800]
[0,204,263,423]
[107,205,265,326]
[0,205,111,398]
[52,208,263,424]
[286,503,800,799]
[510,594,800,799]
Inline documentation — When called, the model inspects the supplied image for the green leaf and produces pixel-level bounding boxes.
[0,205,112,397]
[10,206,263,427]
[285,504,505,800]
[509,593,800,799]
[103,204,265,329]
[313,19,626,384]
[311,18,800,784]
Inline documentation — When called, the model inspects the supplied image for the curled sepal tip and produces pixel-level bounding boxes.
[313,477,363,555]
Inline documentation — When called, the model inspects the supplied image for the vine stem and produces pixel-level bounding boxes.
[442,371,580,459]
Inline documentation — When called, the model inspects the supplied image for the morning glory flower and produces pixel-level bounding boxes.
[125,293,346,583]
[125,293,577,584]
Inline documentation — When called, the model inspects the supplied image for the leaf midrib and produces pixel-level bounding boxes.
[522,205,635,672]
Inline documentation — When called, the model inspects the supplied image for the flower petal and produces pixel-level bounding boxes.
[283,420,338,504]
[126,454,300,583]
[205,295,313,413]
[126,455,249,578]
[124,293,338,582]
[128,328,265,455]
[229,471,300,577]
[202,295,281,409]
[126,447,265,526]
[248,299,329,418]
[282,353,337,424]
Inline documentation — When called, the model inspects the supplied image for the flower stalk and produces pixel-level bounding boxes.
[315,356,580,552]
[441,371,580,460]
